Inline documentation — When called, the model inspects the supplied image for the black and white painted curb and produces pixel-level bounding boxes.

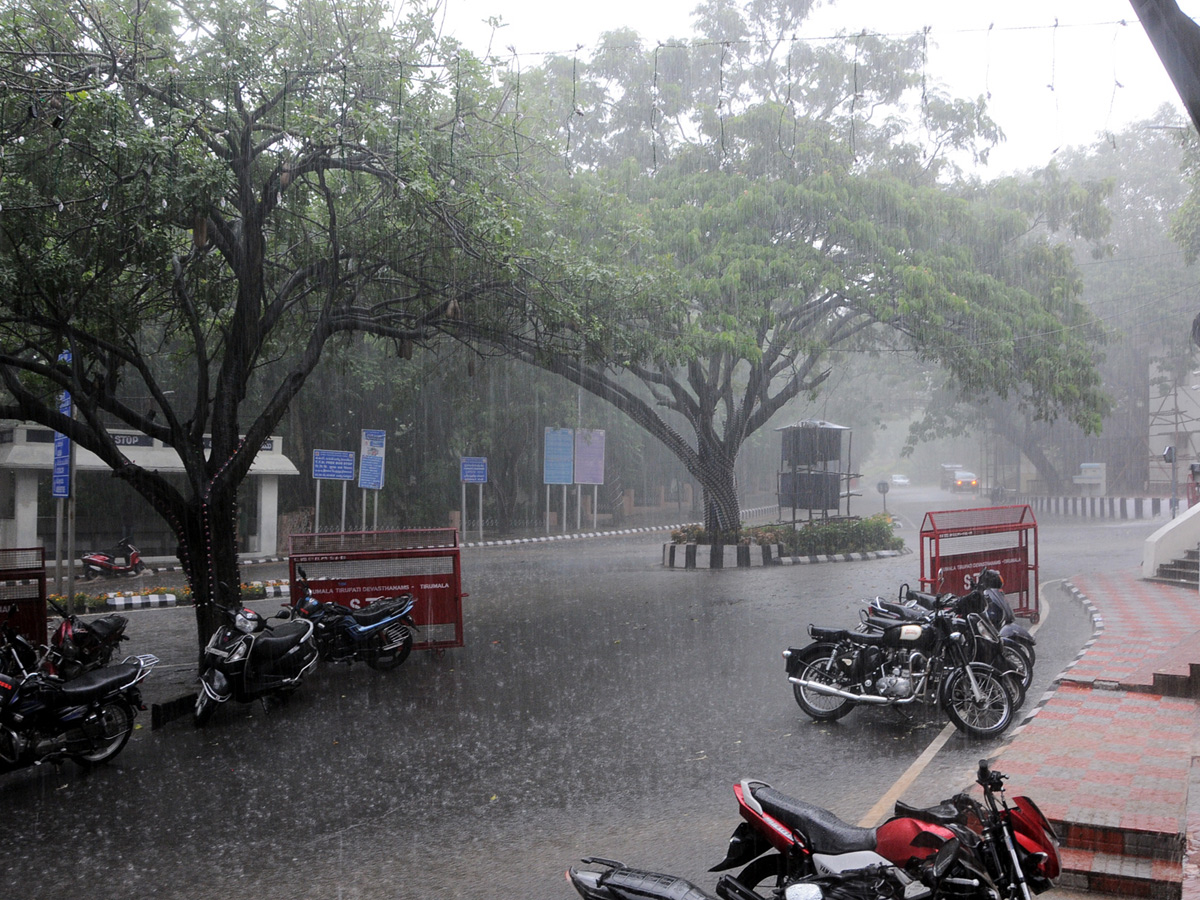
[105,592,178,609]
[661,543,911,569]
[999,579,1105,741]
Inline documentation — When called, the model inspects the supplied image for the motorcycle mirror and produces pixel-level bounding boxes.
[298,566,307,579]
[930,837,960,882]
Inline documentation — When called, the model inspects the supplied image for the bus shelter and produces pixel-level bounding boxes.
[919,505,1040,622]
[288,529,464,652]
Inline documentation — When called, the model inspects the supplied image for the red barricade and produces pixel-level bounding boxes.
[289,529,464,651]
[919,506,1040,622]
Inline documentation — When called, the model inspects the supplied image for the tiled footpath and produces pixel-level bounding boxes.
[994,571,1200,898]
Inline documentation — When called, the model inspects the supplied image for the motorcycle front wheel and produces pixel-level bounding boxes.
[1001,641,1034,690]
[71,698,134,768]
[940,663,1014,738]
[193,683,218,727]
[365,627,414,671]
[790,644,856,722]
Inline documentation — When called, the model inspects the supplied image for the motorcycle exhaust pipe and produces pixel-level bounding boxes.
[788,676,917,705]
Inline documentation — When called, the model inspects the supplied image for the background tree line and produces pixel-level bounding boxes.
[1,0,1187,651]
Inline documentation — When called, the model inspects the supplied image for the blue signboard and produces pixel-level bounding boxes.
[358,429,386,490]
[460,456,488,483]
[52,352,72,499]
[313,449,356,481]
[543,428,574,485]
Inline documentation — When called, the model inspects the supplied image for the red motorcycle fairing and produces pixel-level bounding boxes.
[1010,796,1061,880]
[874,817,958,866]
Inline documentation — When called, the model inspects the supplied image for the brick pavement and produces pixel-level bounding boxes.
[992,571,1200,898]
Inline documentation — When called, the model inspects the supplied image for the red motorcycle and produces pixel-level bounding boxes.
[81,536,146,580]
[44,597,129,680]
[711,760,1059,899]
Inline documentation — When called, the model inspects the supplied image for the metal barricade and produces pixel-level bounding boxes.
[289,529,464,651]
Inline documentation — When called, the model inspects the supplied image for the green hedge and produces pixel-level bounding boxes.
[671,514,904,556]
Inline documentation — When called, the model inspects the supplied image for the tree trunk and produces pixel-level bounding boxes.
[694,442,741,540]
[176,490,243,659]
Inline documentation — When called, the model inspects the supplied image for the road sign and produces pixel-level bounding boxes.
[313,449,356,481]
[543,428,574,485]
[574,429,605,485]
[52,354,72,499]
[358,429,386,490]
[461,457,488,483]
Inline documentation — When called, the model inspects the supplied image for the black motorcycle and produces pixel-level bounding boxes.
[43,596,129,680]
[193,604,319,727]
[786,607,1017,737]
[287,567,416,670]
[0,652,158,774]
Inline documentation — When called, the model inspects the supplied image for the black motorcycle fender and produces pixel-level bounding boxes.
[200,667,232,700]
[999,623,1035,646]
[710,821,774,872]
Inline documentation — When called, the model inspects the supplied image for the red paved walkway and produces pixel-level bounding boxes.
[994,571,1200,898]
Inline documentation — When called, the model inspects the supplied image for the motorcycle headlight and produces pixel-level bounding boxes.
[234,609,262,634]
[226,642,248,663]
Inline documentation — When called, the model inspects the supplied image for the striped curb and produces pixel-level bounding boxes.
[105,592,178,609]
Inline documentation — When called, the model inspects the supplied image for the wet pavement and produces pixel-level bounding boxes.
[0,506,1163,899]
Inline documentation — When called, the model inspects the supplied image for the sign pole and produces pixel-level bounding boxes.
[314,480,322,533]
[461,481,466,535]
[477,483,483,542]
[545,485,550,534]
[340,481,347,533]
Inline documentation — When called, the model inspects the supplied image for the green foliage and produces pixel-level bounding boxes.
[671,515,904,555]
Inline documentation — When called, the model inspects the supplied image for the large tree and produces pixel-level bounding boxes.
[0,0,555,643]
[455,1,1110,536]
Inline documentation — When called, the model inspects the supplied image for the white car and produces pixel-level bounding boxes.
[890,474,910,486]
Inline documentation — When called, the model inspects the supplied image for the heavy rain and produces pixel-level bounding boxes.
[0,1,1197,899]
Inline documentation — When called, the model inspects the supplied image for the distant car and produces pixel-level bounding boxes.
[890,474,910,486]
[953,471,978,492]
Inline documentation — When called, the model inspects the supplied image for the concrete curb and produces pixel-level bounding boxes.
[660,544,911,569]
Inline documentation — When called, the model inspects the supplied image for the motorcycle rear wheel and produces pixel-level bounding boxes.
[733,854,787,893]
[71,698,134,768]
[365,627,414,671]
[791,644,856,722]
[940,664,1014,738]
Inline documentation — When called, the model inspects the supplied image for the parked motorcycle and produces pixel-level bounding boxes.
[285,567,416,670]
[879,571,1036,669]
[860,594,1031,707]
[711,760,1058,899]
[785,607,1017,737]
[81,536,146,579]
[43,597,129,680]
[0,652,158,774]
[193,603,319,726]
[568,846,968,900]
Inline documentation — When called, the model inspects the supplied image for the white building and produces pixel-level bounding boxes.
[0,423,298,556]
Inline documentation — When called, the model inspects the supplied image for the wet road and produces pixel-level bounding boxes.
[0,496,1151,900]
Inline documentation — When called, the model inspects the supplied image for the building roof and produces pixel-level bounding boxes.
[0,424,299,477]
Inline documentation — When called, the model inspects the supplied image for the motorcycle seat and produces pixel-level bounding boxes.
[55,662,141,703]
[349,603,403,627]
[873,600,925,620]
[85,615,128,639]
[809,625,886,646]
[251,623,312,663]
[752,785,877,854]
